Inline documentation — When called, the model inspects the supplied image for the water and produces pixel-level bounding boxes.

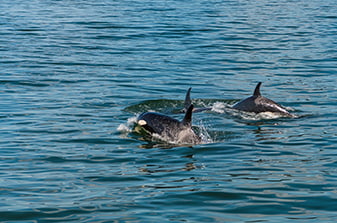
[1,0,337,222]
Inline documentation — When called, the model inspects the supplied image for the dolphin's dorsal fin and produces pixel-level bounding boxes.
[184,87,192,110]
[253,82,262,97]
[182,104,194,126]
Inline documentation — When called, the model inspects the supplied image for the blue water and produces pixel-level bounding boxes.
[1,0,337,222]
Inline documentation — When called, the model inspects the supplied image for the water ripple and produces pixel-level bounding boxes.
[1,0,337,222]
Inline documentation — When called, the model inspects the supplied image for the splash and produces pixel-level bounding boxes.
[117,116,137,133]
[211,101,230,114]
[195,120,213,144]
[143,126,207,145]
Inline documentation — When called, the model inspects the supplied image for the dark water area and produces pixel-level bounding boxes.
[1,0,337,222]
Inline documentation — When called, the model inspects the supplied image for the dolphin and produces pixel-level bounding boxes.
[136,104,201,144]
[182,87,211,113]
[232,82,293,117]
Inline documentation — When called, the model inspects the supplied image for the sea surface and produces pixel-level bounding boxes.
[1,0,337,222]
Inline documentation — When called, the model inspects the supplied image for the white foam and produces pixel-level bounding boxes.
[117,123,130,132]
[117,116,138,133]
[211,102,227,113]
[127,116,138,125]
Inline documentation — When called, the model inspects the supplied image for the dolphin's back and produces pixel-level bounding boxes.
[232,96,257,112]
[233,96,290,114]
[232,82,292,116]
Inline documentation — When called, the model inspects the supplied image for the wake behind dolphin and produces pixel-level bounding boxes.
[136,104,201,144]
[232,82,294,117]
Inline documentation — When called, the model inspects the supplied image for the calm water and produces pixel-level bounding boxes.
[1,0,337,222]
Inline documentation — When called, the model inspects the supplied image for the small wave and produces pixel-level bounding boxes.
[124,99,231,115]
[124,99,183,114]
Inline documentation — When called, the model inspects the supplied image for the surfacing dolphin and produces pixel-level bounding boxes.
[182,87,211,113]
[232,82,294,117]
[136,104,201,144]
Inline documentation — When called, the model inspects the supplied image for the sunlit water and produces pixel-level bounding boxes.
[1,0,337,222]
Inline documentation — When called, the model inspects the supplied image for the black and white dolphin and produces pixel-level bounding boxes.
[232,82,294,117]
[136,104,201,144]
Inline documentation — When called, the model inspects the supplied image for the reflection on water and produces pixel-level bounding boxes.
[253,127,285,141]
[140,162,198,174]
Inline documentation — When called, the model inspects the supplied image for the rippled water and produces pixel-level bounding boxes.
[1,0,337,222]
